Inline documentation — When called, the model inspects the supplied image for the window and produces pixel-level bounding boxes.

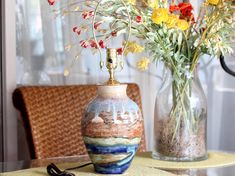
[1,0,235,161]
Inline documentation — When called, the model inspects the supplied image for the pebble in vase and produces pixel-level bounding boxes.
[153,65,207,161]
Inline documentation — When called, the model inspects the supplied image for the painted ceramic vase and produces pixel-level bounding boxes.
[81,84,143,174]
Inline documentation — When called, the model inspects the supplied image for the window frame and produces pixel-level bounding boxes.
[2,0,17,162]
[0,0,3,163]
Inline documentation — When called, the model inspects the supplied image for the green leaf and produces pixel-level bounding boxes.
[178,32,183,47]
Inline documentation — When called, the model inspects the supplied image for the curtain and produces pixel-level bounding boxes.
[15,0,235,160]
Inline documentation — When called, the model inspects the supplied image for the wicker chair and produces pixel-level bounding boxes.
[12,84,146,159]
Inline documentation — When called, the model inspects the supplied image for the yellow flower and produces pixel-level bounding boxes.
[177,19,189,31]
[137,57,150,71]
[74,6,80,11]
[128,0,136,5]
[124,41,144,56]
[64,69,70,76]
[207,0,219,5]
[62,10,69,16]
[147,0,158,9]
[151,8,169,24]
[166,14,178,29]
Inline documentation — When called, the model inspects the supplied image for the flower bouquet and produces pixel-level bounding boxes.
[48,0,234,161]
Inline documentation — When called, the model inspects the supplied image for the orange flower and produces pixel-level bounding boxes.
[169,4,180,13]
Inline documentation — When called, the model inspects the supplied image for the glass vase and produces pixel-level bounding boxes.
[152,65,207,161]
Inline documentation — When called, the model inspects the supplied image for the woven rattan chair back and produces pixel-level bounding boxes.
[13,84,146,159]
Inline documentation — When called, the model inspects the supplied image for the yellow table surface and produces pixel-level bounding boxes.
[134,151,235,169]
[2,163,178,176]
[3,151,235,176]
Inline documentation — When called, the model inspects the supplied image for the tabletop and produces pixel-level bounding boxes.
[1,152,235,176]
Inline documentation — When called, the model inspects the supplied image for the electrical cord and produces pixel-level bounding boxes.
[220,55,235,77]
[47,162,92,176]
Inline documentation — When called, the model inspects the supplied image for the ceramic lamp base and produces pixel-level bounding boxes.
[84,137,139,174]
[82,84,143,174]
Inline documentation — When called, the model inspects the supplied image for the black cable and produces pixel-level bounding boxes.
[220,55,235,77]
[47,162,92,176]
[65,162,92,171]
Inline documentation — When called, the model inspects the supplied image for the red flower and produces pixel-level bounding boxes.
[82,11,89,19]
[80,40,89,48]
[180,13,195,22]
[82,11,94,19]
[178,2,195,22]
[90,40,98,49]
[94,21,103,30]
[178,3,193,16]
[169,4,180,13]
[178,3,193,11]
[73,27,78,32]
[136,16,143,24]
[117,48,123,55]
[48,0,55,5]
[72,27,82,35]
[98,40,106,49]
[111,31,117,37]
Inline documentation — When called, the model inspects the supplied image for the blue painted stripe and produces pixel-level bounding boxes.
[85,143,138,174]
[94,160,132,174]
[85,143,139,154]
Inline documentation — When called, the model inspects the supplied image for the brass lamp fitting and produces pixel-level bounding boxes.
[105,48,120,85]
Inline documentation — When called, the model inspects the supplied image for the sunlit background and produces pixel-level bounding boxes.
[2,0,234,161]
